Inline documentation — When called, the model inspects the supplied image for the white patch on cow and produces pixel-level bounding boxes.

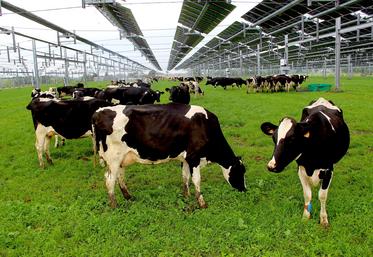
[220,165,231,184]
[277,118,294,145]
[98,105,189,167]
[305,97,341,112]
[184,105,208,119]
[82,96,95,101]
[267,156,276,170]
[39,98,58,102]
[111,98,120,105]
[319,111,335,132]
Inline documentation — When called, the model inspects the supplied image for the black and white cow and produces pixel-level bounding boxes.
[26,97,111,167]
[261,97,350,227]
[72,87,102,99]
[96,87,163,105]
[165,84,190,104]
[92,104,246,208]
[56,83,84,97]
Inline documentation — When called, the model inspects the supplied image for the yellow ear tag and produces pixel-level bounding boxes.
[304,131,310,138]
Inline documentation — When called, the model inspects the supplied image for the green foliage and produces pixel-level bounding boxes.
[0,77,372,256]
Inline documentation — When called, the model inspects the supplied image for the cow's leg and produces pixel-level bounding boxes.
[54,135,59,148]
[117,167,132,200]
[191,166,207,208]
[105,163,120,208]
[182,161,191,197]
[35,124,46,168]
[318,169,333,227]
[44,134,53,165]
[298,166,312,219]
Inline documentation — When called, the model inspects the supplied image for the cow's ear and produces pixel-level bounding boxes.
[160,91,164,94]
[297,122,311,138]
[165,88,170,92]
[261,122,277,136]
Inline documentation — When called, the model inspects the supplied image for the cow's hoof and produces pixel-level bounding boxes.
[199,202,208,209]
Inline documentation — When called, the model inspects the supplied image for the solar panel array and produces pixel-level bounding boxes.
[177,0,373,71]
[94,2,162,70]
[167,0,236,71]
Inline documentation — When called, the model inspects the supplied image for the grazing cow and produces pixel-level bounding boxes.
[57,83,84,97]
[26,97,111,167]
[72,87,102,99]
[206,77,241,89]
[272,74,292,92]
[97,87,163,105]
[92,104,246,208]
[260,98,350,227]
[165,84,190,104]
[246,76,265,93]
[31,88,56,99]
[290,74,308,90]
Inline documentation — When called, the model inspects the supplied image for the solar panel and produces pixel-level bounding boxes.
[93,2,162,70]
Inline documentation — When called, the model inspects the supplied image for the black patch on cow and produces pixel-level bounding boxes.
[27,98,111,139]
[92,109,116,152]
[319,169,333,189]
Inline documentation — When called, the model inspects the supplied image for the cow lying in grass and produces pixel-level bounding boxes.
[261,97,349,227]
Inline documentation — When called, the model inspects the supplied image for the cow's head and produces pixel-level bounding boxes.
[222,157,246,192]
[166,85,190,104]
[153,90,164,102]
[261,117,310,172]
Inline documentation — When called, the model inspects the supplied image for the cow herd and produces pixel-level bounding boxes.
[26,77,349,227]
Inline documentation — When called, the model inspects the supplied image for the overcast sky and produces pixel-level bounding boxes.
[0,0,261,72]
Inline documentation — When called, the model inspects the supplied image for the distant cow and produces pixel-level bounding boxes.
[26,97,111,167]
[73,88,102,99]
[261,97,349,227]
[97,87,163,105]
[92,104,246,208]
[57,83,84,97]
[165,84,190,104]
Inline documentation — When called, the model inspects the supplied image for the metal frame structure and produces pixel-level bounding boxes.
[0,1,156,88]
[167,0,236,70]
[84,0,162,70]
[175,0,373,84]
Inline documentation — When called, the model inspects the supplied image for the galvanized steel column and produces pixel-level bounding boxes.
[32,39,40,89]
[257,44,260,76]
[335,17,341,90]
[64,48,69,87]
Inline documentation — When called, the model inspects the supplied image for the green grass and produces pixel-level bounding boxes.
[0,76,372,256]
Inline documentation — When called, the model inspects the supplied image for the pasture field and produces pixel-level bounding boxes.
[0,76,372,256]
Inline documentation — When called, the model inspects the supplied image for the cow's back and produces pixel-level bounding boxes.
[298,105,350,168]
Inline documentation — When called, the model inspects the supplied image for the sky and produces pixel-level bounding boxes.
[0,0,261,73]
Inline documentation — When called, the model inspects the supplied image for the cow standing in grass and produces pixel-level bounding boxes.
[26,97,111,168]
[92,104,246,208]
[261,98,349,227]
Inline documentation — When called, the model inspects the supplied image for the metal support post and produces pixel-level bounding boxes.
[83,52,87,83]
[347,54,352,79]
[11,26,16,52]
[64,48,69,86]
[284,35,289,66]
[335,17,341,90]
[6,46,10,62]
[32,39,40,89]
[323,57,327,78]
[257,44,261,76]
[240,50,243,76]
